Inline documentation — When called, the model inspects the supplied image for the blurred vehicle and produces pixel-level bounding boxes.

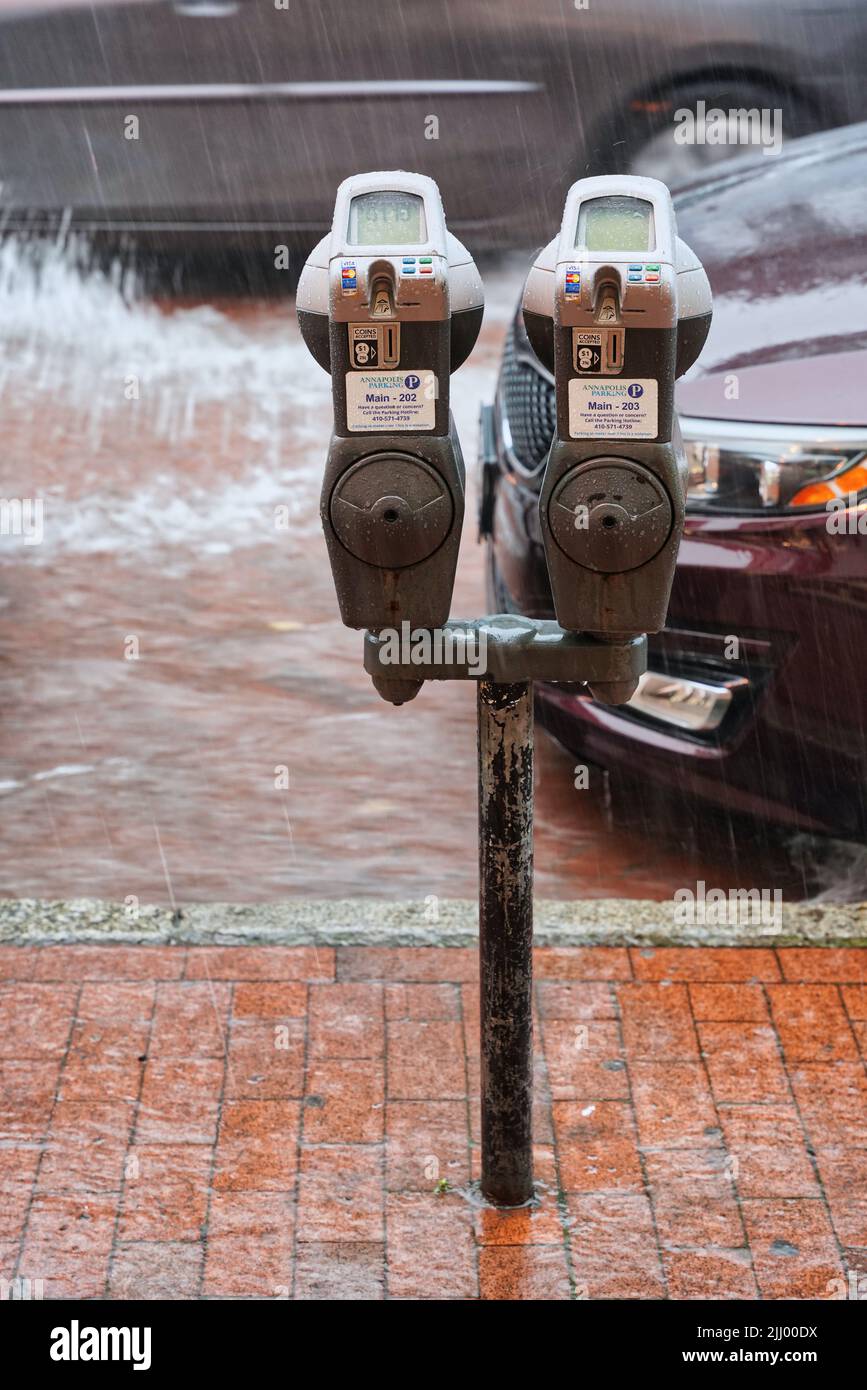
[0,0,866,248]
[481,122,867,837]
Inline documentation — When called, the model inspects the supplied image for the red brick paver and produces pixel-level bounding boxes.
[0,942,864,1299]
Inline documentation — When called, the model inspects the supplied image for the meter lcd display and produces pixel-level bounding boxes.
[348,191,427,246]
[575,196,654,253]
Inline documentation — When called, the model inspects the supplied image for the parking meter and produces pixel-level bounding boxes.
[297,171,483,632]
[522,175,712,639]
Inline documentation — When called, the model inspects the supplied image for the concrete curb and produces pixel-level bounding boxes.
[0,897,865,947]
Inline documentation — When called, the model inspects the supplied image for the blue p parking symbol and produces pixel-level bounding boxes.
[627,383,644,398]
[404,374,421,389]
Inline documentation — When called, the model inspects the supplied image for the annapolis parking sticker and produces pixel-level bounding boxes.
[568,378,658,439]
[345,370,436,431]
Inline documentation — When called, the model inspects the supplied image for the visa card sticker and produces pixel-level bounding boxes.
[568,379,658,439]
[564,265,581,294]
[341,261,358,294]
[346,370,436,431]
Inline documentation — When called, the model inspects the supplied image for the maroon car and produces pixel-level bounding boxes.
[483,123,867,838]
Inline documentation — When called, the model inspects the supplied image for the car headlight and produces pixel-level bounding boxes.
[680,418,867,514]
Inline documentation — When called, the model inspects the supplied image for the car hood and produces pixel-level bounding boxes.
[673,125,867,428]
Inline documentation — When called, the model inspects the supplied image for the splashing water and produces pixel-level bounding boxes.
[0,237,523,565]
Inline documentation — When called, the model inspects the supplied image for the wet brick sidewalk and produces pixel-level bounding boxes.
[2,943,866,1300]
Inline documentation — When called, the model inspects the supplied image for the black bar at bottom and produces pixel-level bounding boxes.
[477,678,534,1207]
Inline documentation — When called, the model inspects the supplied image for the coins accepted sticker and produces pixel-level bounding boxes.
[568,378,658,439]
[345,370,436,431]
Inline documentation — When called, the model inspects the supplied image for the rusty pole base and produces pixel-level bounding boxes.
[478,678,535,1207]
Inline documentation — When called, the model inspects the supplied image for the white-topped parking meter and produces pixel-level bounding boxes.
[297,171,483,632]
[522,176,712,638]
[295,175,661,1214]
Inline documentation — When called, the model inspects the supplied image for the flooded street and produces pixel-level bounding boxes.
[0,244,837,903]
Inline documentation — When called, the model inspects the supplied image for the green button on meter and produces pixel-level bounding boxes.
[419,257,433,264]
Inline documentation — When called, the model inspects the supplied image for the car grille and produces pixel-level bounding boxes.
[500,320,556,471]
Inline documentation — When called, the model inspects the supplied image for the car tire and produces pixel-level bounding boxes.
[612,78,822,187]
[484,540,501,616]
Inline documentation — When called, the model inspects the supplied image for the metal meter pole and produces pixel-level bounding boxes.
[364,617,646,1207]
[477,679,535,1207]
